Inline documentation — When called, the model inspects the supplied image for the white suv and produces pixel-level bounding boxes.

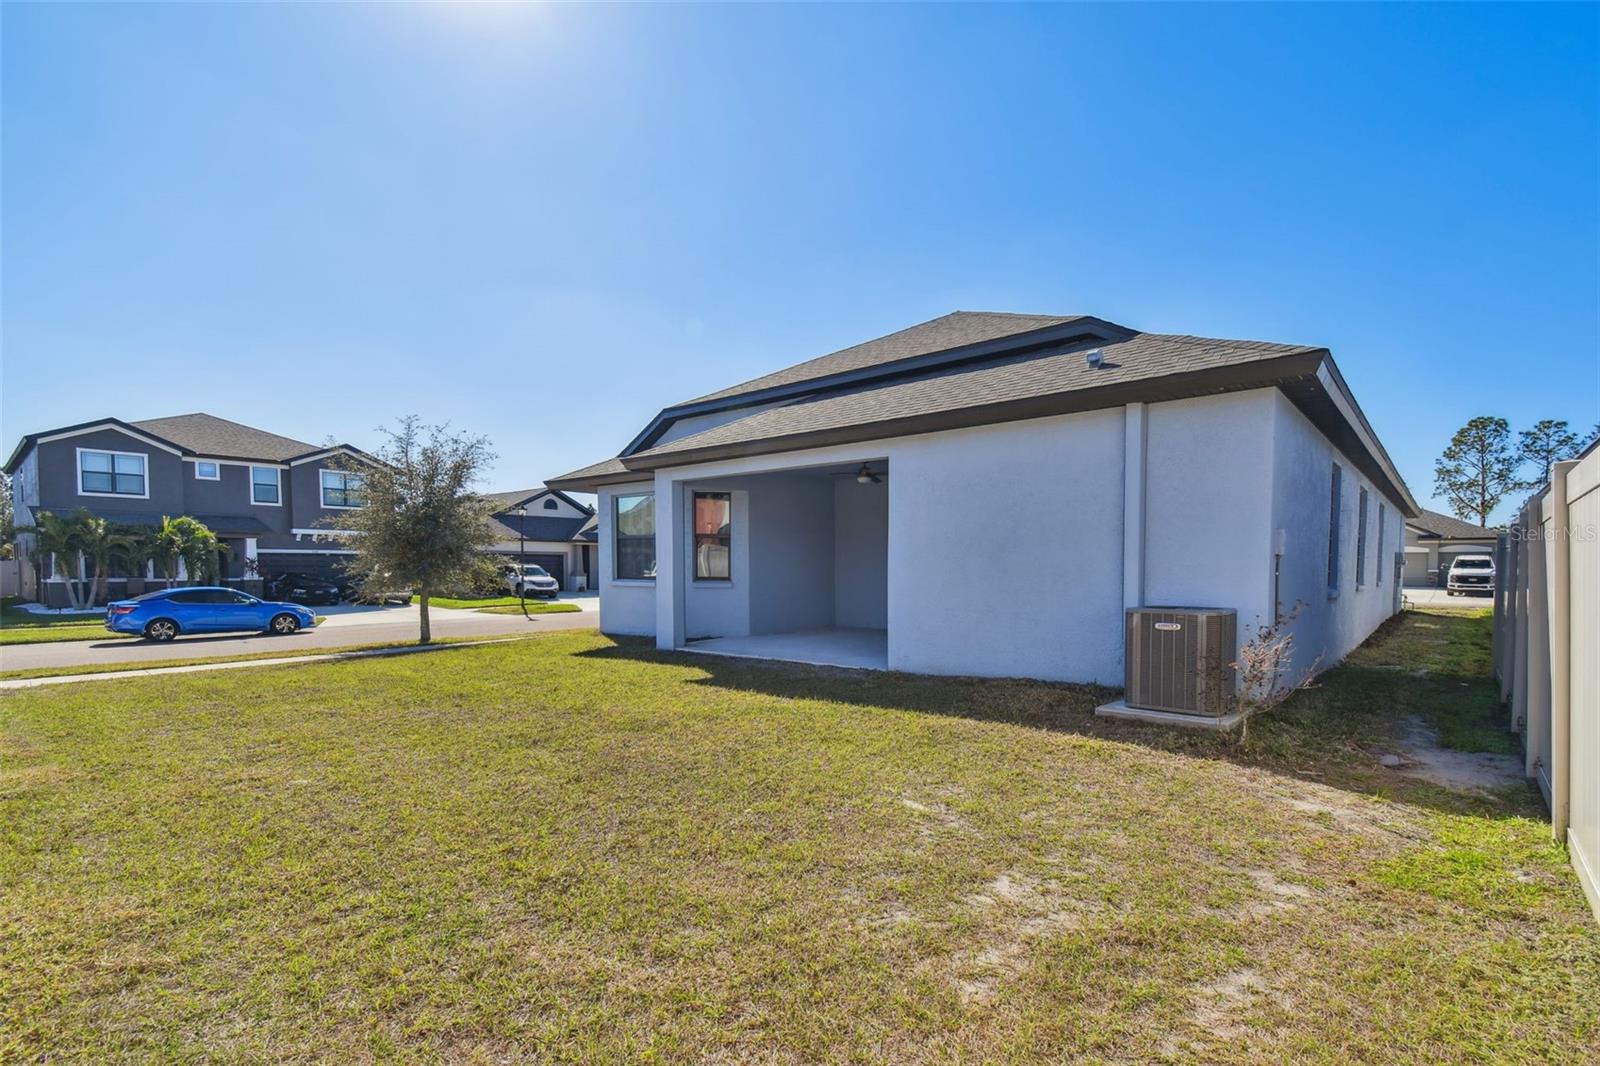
[1446,554,1495,596]
[504,564,561,599]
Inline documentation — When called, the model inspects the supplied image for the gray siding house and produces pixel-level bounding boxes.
[4,413,374,604]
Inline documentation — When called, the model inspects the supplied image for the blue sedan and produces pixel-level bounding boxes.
[106,587,317,641]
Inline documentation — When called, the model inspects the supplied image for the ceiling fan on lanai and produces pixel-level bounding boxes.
[830,463,883,484]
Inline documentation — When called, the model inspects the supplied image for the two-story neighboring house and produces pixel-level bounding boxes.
[4,413,374,604]
[482,487,598,591]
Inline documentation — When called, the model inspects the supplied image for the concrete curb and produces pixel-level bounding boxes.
[0,638,525,690]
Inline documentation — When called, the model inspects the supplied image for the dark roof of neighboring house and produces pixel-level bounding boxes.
[129,413,318,462]
[482,487,594,515]
[548,311,1418,517]
[486,513,594,544]
[683,311,1091,404]
[3,411,364,472]
[574,514,598,542]
[1407,508,1498,539]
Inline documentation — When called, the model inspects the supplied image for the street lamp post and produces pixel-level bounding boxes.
[513,505,529,618]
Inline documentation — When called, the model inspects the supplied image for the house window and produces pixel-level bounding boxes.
[195,461,220,480]
[1376,504,1386,586]
[320,469,364,508]
[614,493,655,580]
[1326,463,1342,597]
[1356,488,1369,587]
[251,465,281,505]
[693,491,731,581]
[543,498,558,510]
[79,449,146,497]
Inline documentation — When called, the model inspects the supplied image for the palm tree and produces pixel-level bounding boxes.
[153,515,222,587]
[17,510,88,609]
[77,516,141,606]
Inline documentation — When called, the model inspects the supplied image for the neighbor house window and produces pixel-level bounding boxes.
[1376,503,1387,586]
[693,491,731,581]
[78,449,146,497]
[543,498,558,510]
[614,493,656,580]
[251,465,281,505]
[1326,463,1342,596]
[1356,487,1369,587]
[320,469,364,508]
[195,461,220,480]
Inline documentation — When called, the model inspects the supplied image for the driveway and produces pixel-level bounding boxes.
[1403,586,1493,609]
[0,594,599,672]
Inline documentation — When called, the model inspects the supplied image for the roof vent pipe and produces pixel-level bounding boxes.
[1086,349,1104,369]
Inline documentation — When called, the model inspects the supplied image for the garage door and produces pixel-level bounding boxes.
[1403,552,1432,587]
[522,553,565,588]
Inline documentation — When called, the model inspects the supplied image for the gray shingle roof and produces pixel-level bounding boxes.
[1407,508,1497,539]
[130,413,318,462]
[634,331,1317,463]
[487,514,593,543]
[682,311,1086,404]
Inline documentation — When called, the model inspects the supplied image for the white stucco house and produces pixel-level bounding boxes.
[549,311,1420,684]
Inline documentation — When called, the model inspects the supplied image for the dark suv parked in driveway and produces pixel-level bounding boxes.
[265,572,343,606]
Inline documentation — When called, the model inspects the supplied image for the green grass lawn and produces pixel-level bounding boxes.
[427,594,579,610]
[2,609,1595,1062]
[0,634,524,681]
[0,602,121,645]
[471,601,582,615]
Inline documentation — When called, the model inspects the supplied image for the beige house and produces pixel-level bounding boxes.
[1402,508,1498,587]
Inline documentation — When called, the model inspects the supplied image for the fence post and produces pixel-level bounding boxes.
[1549,460,1577,841]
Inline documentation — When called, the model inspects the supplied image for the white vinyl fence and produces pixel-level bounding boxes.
[1494,445,1600,921]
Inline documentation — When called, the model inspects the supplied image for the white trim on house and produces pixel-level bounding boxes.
[319,468,364,510]
[256,548,358,555]
[41,423,183,456]
[289,445,376,467]
[291,528,355,538]
[193,460,221,480]
[249,465,283,507]
[186,457,289,470]
[76,446,151,500]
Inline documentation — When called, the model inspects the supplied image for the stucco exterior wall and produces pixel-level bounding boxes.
[595,482,661,637]
[593,386,1406,687]
[1142,392,1276,643]
[833,478,888,629]
[888,409,1126,683]
[1268,391,1401,681]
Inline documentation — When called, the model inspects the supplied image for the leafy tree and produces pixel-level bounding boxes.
[1434,416,1525,527]
[325,417,496,644]
[1517,419,1583,485]
[17,510,90,608]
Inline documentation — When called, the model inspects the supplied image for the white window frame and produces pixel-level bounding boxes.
[319,468,364,510]
[250,465,282,507]
[76,447,149,499]
[194,460,221,481]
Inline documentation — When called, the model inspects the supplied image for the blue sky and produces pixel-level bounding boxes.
[3,3,1596,519]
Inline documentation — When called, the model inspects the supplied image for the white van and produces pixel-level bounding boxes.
[1446,554,1495,596]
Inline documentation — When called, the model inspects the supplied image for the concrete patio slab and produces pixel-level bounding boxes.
[681,628,888,671]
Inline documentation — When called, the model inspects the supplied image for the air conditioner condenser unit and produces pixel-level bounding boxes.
[1125,607,1237,716]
